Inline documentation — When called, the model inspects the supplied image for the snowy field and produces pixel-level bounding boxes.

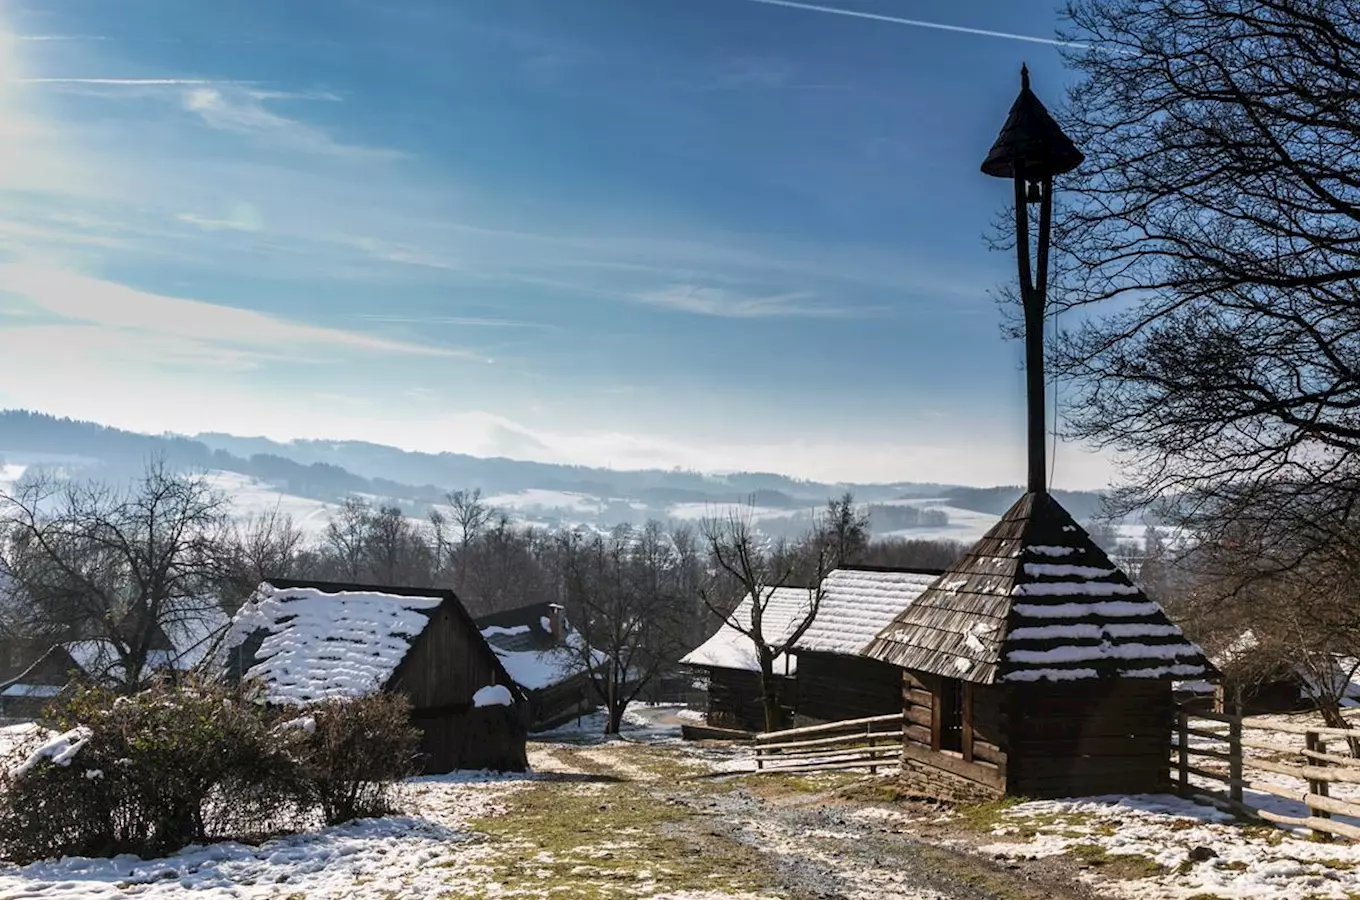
[200,471,338,536]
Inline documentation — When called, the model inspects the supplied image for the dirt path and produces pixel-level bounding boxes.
[520,737,1111,900]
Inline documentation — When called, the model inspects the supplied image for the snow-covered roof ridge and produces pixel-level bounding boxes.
[862,491,1216,685]
[680,586,814,674]
[795,567,944,656]
[222,580,447,705]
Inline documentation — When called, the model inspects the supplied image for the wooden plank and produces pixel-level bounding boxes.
[1185,762,1233,784]
[1017,734,1171,756]
[906,705,933,729]
[754,713,902,743]
[906,688,933,708]
[905,724,932,747]
[756,756,901,775]
[681,723,757,742]
[972,740,1006,767]
[930,681,943,752]
[1300,748,1360,769]
[767,739,903,761]
[1242,719,1360,739]
[1185,724,1229,741]
[761,731,905,753]
[1177,712,1189,796]
[1191,710,1243,725]
[902,743,1005,791]
[1229,715,1244,804]
[761,747,900,767]
[1251,756,1360,785]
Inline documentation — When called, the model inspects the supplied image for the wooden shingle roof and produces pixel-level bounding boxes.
[796,566,945,657]
[862,492,1216,685]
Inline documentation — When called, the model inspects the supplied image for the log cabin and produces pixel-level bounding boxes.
[863,492,1217,801]
[476,601,600,731]
[679,587,811,732]
[792,566,945,724]
[223,578,528,773]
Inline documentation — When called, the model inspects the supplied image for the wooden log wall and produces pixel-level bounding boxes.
[1006,678,1173,799]
[901,670,1007,798]
[796,652,902,723]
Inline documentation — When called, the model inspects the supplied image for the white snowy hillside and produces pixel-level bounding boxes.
[222,582,445,704]
[681,587,813,674]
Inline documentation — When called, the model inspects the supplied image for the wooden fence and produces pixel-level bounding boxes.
[1172,709,1360,842]
[753,713,903,774]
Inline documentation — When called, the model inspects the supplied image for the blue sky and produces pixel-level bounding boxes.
[0,0,1116,488]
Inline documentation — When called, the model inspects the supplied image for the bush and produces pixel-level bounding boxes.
[288,694,422,825]
[0,678,306,862]
[0,681,419,862]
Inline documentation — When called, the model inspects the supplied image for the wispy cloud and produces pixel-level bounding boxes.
[353,314,551,329]
[633,284,860,318]
[736,0,1092,49]
[181,87,404,160]
[17,77,246,85]
[176,203,264,233]
[0,263,464,360]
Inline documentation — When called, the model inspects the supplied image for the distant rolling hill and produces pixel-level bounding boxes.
[0,409,1115,544]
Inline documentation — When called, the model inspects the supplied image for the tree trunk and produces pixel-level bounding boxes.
[758,650,783,733]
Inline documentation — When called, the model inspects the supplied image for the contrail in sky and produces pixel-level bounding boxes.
[738,0,1092,50]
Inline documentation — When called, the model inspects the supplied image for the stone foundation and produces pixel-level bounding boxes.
[898,758,1004,804]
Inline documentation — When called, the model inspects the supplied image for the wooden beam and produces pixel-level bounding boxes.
[754,713,902,743]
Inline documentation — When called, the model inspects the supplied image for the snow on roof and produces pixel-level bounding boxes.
[680,587,813,674]
[864,492,1214,685]
[223,582,444,705]
[62,641,176,684]
[476,603,597,691]
[795,568,941,656]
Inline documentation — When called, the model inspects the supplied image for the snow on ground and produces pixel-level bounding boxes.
[201,471,337,536]
[480,489,609,516]
[977,792,1360,900]
[0,769,542,900]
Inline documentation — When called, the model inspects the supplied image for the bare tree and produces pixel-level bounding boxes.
[322,498,370,582]
[0,460,232,690]
[219,504,306,611]
[699,497,867,731]
[559,522,689,734]
[1042,0,1360,516]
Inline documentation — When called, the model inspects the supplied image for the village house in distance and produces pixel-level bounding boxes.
[475,601,600,731]
[222,578,529,773]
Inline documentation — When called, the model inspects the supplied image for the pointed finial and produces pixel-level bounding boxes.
[1021,63,1030,91]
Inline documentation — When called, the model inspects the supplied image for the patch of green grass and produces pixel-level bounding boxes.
[1065,843,1167,880]
[1216,860,1249,871]
[464,779,779,899]
[1185,894,1229,900]
[1305,857,1357,872]
[1240,824,1287,846]
[952,797,1029,832]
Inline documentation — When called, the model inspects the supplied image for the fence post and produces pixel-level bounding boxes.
[1228,714,1243,804]
[1307,731,1331,841]
[867,722,877,775]
[755,743,763,772]
[1177,711,1189,796]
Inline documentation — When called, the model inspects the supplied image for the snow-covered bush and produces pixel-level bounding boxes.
[0,678,308,862]
[287,694,422,825]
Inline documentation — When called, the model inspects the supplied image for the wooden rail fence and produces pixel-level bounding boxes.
[753,713,903,775]
[1172,709,1360,842]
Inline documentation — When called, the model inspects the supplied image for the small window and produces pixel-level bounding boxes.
[938,677,964,753]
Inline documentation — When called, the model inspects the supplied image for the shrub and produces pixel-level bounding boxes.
[288,693,422,825]
[0,678,307,863]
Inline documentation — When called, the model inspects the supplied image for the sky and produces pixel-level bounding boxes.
[0,0,1120,489]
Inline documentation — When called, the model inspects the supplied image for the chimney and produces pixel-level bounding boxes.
[546,603,565,644]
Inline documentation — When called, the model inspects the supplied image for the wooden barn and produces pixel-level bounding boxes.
[680,587,811,733]
[0,644,80,719]
[793,566,945,724]
[223,578,528,773]
[476,601,600,731]
[863,492,1216,801]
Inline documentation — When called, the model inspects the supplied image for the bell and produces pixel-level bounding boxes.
[1026,181,1043,204]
